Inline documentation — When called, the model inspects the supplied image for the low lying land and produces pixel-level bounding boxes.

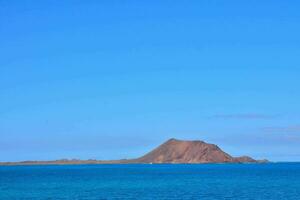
[0,138,269,165]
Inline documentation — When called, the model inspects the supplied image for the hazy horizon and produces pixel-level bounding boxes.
[1,1,300,162]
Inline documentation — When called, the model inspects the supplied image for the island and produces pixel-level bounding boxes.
[0,138,268,165]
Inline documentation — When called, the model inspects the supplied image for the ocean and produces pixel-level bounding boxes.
[0,163,299,200]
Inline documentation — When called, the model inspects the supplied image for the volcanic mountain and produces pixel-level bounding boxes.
[134,138,260,163]
[0,138,267,165]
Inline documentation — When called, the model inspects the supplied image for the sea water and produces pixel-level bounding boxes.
[0,163,299,200]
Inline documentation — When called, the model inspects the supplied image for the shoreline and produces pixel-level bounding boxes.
[0,161,272,166]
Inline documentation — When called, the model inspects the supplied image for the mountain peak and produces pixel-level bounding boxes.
[136,138,261,164]
[165,138,205,144]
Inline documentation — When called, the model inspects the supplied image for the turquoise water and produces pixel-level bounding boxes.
[0,163,299,199]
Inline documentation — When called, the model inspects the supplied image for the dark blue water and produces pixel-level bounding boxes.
[0,163,299,200]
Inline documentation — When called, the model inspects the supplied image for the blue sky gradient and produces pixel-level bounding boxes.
[1,0,300,161]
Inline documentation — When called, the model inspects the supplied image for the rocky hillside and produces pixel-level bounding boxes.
[136,138,261,163]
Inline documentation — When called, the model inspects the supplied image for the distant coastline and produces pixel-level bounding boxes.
[0,139,269,166]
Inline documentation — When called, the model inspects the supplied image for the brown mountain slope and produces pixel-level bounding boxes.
[233,156,257,163]
[135,138,259,163]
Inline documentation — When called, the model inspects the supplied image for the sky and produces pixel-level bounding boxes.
[1,0,300,162]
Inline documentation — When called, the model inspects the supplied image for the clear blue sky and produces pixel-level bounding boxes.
[1,0,300,162]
